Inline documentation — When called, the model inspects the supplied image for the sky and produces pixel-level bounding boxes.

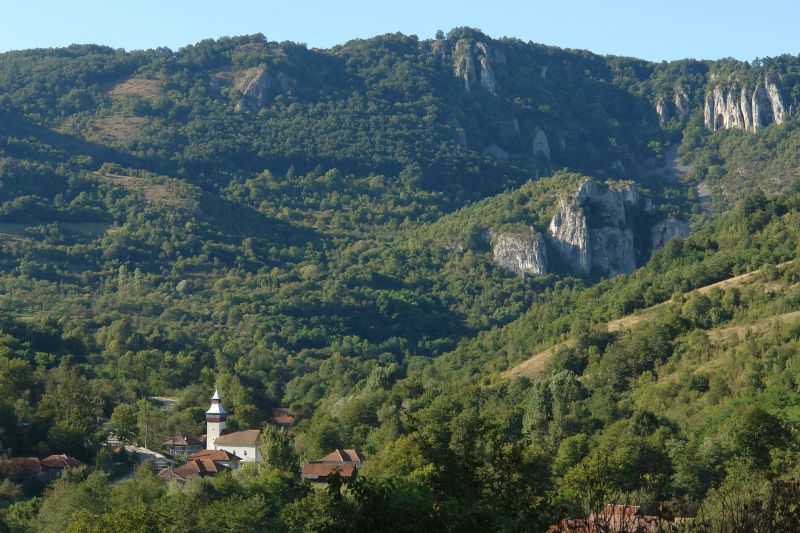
[1,0,799,62]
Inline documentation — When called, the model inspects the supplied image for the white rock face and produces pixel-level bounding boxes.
[453,40,477,92]
[704,80,787,132]
[650,217,689,250]
[492,228,548,276]
[235,66,295,112]
[548,179,640,277]
[549,196,590,274]
[452,39,498,95]
[656,98,668,127]
[533,127,551,161]
[656,89,690,127]
[674,91,690,119]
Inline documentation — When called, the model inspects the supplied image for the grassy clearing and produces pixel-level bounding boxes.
[96,173,199,211]
[502,261,797,381]
[87,114,152,144]
[108,75,163,101]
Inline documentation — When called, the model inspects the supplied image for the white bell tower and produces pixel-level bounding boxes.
[205,389,227,450]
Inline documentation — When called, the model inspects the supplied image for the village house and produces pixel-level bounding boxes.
[301,448,365,484]
[266,407,296,428]
[547,504,689,532]
[7,457,42,484]
[157,458,230,484]
[6,454,83,483]
[163,433,204,458]
[314,449,365,464]
[188,449,242,469]
[40,454,84,480]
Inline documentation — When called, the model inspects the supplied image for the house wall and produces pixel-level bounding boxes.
[214,444,260,462]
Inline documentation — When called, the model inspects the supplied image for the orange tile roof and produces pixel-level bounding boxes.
[189,449,242,461]
[301,462,357,479]
[9,457,42,475]
[316,448,365,463]
[164,459,229,480]
[267,407,296,426]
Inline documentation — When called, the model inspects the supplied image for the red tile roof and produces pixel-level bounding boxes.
[548,504,678,533]
[9,457,42,475]
[213,429,261,446]
[316,448,365,463]
[267,407,296,426]
[189,449,242,462]
[160,459,229,481]
[40,454,83,469]
[157,467,188,483]
[301,462,357,479]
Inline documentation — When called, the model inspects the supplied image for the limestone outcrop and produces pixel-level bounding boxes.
[235,66,295,112]
[492,228,548,276]
[549,195,590,274]
[650,217,689,250]
[548,180,642,277]
[447,39,501,94]
[547,179,691,277]
[703,79,787,132]
[532,127,551,161]
[656,89,690,127]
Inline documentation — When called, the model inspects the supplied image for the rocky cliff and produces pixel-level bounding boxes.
[703,79,787,132]
[656,89,690,127]
[651,217,690,250]
[549,193,591,274]
[492,228,548,276]
[433,38,503,95]
[532,127,551,161]
[235,66,296,112]
[548,179,641,277]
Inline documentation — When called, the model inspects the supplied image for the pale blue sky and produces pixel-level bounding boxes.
[1,0,798,61]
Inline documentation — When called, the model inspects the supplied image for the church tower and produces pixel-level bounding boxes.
[205,389,227,450]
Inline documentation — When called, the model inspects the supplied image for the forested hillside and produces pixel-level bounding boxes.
[2,28,800,531]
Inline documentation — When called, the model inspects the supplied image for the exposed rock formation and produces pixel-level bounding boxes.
[532,127,551,161]
[650,217,689,250]
[492,228,548,276]
[675,91,690,119]
[235,66,295,112]
[656,98,668,127]
[452,39,500,94]
[704,79,787,132]
[548,179,641,277]
[656,90,690,127]
[549,195,590,274]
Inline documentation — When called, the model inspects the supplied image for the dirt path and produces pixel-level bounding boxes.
[501,342,568,380]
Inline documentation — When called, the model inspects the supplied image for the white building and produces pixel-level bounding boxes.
[205,389,262,462]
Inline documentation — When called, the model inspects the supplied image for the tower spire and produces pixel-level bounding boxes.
[206,387,227,449]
